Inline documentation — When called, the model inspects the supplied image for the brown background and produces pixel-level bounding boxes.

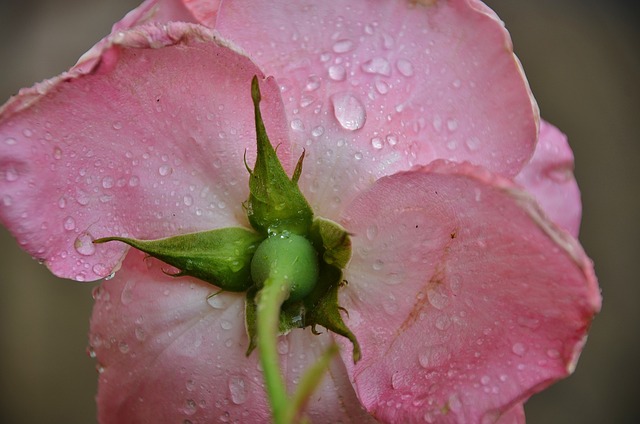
[0,0,638,422]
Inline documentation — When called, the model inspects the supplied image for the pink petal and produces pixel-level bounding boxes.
[214,0,538,216]
[338,161,600,423]
[515,120,582,237]
[0,22,290,281]
[494,402,525,424]
[90,250,377,423]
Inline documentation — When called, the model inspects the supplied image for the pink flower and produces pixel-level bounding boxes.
[0,0,600,423]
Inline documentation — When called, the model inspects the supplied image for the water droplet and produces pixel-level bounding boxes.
[158,164,173,176]
[22,128,33,137]
[361,57,391,76]
[2,195,13,207]
[382,33,395,49]
[220,319,233,330]
[184,399,197,416]
[448,394,462,413]
[128,176,140,187]
[366,224,378,241]
[277,338,289,355]
[332,39,355,53]
[447,119,458,132]
[4,137,17,145]
[331,92,366,131]
[121,280,136,305]
[185,379,196,392]
[396,59,414,77]
[354,151,363,160]
[304,75,321,92]
[372,259,384,271]
[63,216,76,231]
[427,287,449,310]
[512,342,526,357]
[290,119,304,131]
[465,137,480,152]
[102,177,114,189]
[228,376,247,405]
[53,147,63,159]
[371,137,383,150]
[118,341,129,354]
[432,115,442,132]
[134,326,147,341]
[4,165,19,182]
[183,195,193,206]
[87,346,97,358]
[74,232,96,256]
[452,79,462,89]
[418,352,430,368]
[386,134,398,146]
[434,315,451,331]
[112,121,123,130]
[311,126,324,137]
[374,79,390,95]
[546,348,560,359]
[328,65,346,81]
[480,375,491,385]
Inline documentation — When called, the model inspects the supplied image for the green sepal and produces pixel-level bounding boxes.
[303,265,361,363]
[246,76,313,236]
[309,217,352,269]
[93,227,264,292]
[245,286,259,356]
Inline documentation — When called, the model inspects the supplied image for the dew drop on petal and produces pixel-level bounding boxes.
[328,65,346,81]
[331,92,366,131]
[158,164,173,176]
[332,39,355,53]
[371,137,383,149]
[4,165,19,182]
[512,342,527,357]
[396,59,414,77]
[366,224,378,241]
[121,280,136,305]
[74,232,96,256]
[4,137,17,145]
[386,134,398,146]
[63,216,76,231]
[184,399,197,416]
[361,57,391,76]
[228,376,247,405]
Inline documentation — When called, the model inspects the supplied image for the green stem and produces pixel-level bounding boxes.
[256,276,290,424]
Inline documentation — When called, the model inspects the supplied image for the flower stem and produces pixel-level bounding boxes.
[256,276,290,424]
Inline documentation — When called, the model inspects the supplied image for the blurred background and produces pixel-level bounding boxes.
[0,0,638,422]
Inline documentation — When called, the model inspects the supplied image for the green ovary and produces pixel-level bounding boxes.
[251,233,319,303]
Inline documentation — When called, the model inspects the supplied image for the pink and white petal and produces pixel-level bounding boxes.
[338,161,600,423]
[0,22,290,281]
[73,0,203,73]
[215,0,538,217]
[515,120,581,237]
[182,0,221,27]
[90,250,375,423]
[494,402,525,424]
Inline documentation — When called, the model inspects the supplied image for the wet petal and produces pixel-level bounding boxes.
[338,161,600,422]
[90,250,376,423]
[0,22,289,281]
[215,0,539,218]
[515,120,581,237]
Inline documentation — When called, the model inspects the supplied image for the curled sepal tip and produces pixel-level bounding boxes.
[93,227,264,291]
[247,76,313,235]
